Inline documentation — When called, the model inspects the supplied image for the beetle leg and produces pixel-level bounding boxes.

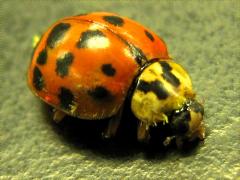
[53,109,66,123]
[137,122,150,143]
[102,108,123,139]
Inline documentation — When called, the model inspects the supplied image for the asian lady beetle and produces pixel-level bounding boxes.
[28,12,205,146]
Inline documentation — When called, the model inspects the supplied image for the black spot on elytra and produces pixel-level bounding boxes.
[76,30,106,48]
[56,52,74,78]
[47,23,70,48]
[170,110,190,134]
[129,44,147,66]
[88,86,112,100]
[33,66,44,91]
[101,64,116,76]
[144,30,154,41]
[103,15,124,26]
[137,80,169,99]
[36,48,47,65]
[159,61,180,87]
[58,87,74,110]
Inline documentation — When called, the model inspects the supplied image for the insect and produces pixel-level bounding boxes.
[27,12,205,147]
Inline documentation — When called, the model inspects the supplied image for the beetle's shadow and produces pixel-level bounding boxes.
[41,102,202,160]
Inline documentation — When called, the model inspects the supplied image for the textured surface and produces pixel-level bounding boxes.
[1,0,239,179]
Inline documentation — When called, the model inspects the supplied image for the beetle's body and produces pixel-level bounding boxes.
[28,12,205,146]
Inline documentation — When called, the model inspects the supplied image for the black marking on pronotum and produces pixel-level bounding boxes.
[103,15,124,26]
[36,48,47,65]
[47,23,71,48]
[101,64,116,76]
[137,80,169,99]
[33,66,44,91]
[56,52,74,77]
[170,110,190,134]
[144,30,154,41]
[126,59,160,100]
[159,61,180,87]
[162,71,181,87]
[159,61,172,71]
[88,86,112,100]
[76,30,106,48]
[58,87,74,110]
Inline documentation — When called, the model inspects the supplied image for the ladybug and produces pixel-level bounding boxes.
[28,12,205,146]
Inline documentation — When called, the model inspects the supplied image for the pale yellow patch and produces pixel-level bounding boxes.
[88,23,103,31]
[32,35,40,47]
[86,24,110,49]
[86,36,110,49]
[131,90,170,126]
